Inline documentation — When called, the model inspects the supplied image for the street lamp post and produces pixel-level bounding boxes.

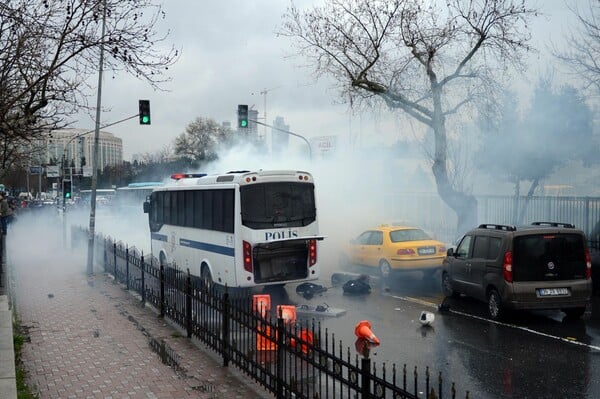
[251,119,312,160]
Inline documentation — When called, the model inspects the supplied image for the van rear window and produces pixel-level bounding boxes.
[512,234,586,281]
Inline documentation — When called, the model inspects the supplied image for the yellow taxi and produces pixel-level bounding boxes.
[341,224,447,278]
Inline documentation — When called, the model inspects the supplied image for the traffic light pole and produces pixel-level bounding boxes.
[250,119,313,160]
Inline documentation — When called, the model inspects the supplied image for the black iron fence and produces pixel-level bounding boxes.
[73,227,470,399]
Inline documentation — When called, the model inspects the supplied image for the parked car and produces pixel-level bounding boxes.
[340,223,447,279]
[442,222,593,321]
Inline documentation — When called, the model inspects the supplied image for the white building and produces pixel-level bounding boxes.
[36,128,123,172]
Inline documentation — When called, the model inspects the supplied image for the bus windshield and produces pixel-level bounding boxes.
[241,182,316,229]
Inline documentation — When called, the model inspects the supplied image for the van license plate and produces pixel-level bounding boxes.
[538,288,569,296]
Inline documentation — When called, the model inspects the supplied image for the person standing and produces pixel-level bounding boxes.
[0,192,13,235]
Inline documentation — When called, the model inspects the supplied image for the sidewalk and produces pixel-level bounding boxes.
[7,218,270,399]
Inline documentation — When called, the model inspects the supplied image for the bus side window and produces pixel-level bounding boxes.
[193,191,203,228]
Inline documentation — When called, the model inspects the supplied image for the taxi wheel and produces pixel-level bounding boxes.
[379,260,392,279]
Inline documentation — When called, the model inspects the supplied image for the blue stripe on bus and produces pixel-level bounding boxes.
[152,233,168,242]
[179,239,235,257]
[151,233,234,257]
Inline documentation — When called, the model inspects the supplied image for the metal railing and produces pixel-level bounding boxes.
[383,192,600,244]
[73,226,470,399]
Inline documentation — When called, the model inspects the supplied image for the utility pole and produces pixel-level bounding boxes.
[86,0,107,275]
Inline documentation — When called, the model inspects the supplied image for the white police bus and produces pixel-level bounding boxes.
[143,170,323,288]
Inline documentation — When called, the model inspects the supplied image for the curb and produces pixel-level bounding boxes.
[0,295,17,399]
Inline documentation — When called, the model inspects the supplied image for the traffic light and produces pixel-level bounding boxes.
[139,99,151,125]
[237,104,248,128]
[63,180,72,200]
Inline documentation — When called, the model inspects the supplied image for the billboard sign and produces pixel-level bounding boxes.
[82,166,93,177]
[29,166,43,174]
[46,165,60,178]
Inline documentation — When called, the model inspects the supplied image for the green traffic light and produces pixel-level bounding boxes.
[240,120,248,128]
[65,193,71,198]
[141,115,150,124]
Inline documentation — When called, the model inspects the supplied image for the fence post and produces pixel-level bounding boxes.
[221,288,230,367]
[585,197,590,237]
[113,242,117,280]
[141,253,146,305]
[159,263,165,318]
[186,269,192,338]
[103,237,107,272]
[276,316,285,399]
[125,246,130,290]
[361,357,371,399]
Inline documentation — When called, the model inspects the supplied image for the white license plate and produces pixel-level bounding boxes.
[418,248,435,255]
[538,288,570,296]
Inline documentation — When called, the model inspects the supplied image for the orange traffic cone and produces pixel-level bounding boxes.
[253,294,271,318]
[354,320,380,345]
[290,328,314,354]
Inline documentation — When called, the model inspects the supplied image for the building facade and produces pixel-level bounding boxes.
[37,128,123,172]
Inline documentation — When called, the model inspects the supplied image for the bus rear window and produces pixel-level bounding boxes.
[241,182,316,229]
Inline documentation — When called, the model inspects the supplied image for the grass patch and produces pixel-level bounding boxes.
[13,316,39,399]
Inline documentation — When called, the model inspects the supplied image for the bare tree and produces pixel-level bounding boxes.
[281,0,536,235]
[137,145,174,165]
[0,0,178,171]
[556,0,600,94]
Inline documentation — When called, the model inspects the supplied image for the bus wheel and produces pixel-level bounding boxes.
[201,266,213,290]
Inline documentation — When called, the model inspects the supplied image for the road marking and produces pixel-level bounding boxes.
[389,294,600,352]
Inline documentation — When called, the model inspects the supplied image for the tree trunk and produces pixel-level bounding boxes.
[432,161,478,240]
[512,180,520,225]
[517,178,539,225]
[430,85,478,240]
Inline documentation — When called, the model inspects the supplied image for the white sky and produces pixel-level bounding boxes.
[70,0,584,160]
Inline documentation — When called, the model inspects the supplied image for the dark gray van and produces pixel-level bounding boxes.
[441,222,592,320]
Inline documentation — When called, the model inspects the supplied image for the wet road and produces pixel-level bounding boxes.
[73,211,600,398]
[267,270,600,399]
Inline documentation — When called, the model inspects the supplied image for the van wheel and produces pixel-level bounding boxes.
[379,260,392,279]
[201,266,213,290]
[563,307,586,320]
[487,289,504,321]
[442,272,458,298]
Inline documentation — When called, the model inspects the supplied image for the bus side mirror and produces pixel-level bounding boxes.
[143,201,150,214]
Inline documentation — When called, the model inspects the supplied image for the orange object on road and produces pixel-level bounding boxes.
[277,305,297,324]
[253,294,271,318]
[290,328,314,354]
[256,325,276,350]
[254,294,274,350]
[354,320,380,345]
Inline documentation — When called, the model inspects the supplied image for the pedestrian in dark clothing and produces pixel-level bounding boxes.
[0,192,13,235]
